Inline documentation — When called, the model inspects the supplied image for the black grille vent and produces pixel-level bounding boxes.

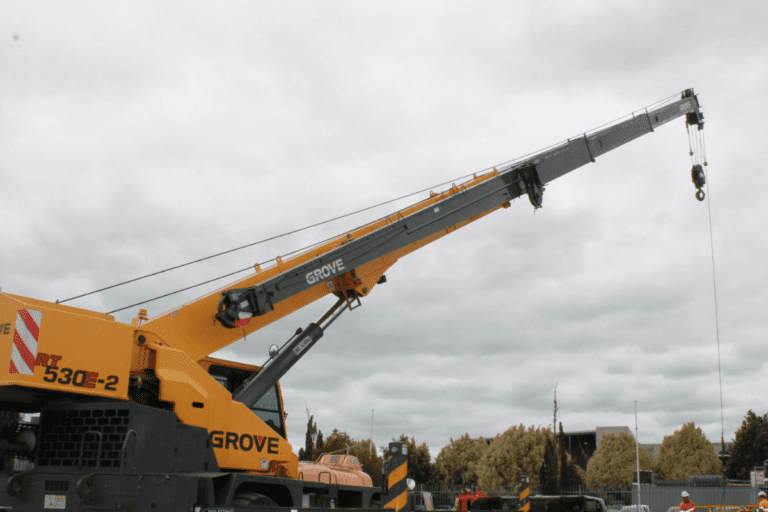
[37,408,130,468]
[44,480,69,492]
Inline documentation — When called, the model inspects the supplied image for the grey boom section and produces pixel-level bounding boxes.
[217,91,701,326]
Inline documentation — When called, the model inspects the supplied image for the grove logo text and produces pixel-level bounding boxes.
[305,259,345,285]
[210,431,279,454]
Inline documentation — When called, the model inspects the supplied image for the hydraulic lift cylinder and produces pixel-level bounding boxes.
[233,301,347,408]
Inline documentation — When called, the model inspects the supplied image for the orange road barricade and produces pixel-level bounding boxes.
[693,505,748,512]
[456,489,489,511]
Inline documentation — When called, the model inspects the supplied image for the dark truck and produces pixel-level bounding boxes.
[469,495,608,512]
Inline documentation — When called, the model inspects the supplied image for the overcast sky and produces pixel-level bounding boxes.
[2,1,767,463]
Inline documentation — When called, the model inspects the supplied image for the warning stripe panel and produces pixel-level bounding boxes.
[18,309,41,342]
[8,309,42,376]
[10,343,33,376]
[15,310,40,356]
[518,480,530,512]
[387,462,407,489]
[384,490,408,511]
[13,330,36,371]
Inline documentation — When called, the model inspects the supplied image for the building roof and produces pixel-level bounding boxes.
[640,443,661,459]
[595,426,633,447]
[564,426,729,460]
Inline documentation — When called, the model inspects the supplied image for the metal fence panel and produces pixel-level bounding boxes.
[410,484,761,512]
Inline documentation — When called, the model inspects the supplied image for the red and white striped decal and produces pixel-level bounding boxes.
[9,309,42,376]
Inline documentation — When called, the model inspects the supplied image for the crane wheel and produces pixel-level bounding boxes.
[231,493,278,508]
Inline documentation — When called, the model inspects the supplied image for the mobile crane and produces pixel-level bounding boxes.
[0,89,705,512]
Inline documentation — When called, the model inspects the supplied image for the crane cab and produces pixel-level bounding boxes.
[196,356,287,439]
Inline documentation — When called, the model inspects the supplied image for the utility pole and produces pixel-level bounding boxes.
[635,401,641,511]
[553,384,559,430]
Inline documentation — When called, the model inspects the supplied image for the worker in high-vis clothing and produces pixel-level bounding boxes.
[680,491,695,512]
[758,491,768,510]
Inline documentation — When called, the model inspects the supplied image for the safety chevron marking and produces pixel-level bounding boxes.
[9,309,42,376]
[384,442,408,511]
[518,475,530,512]
[517,475,531,512]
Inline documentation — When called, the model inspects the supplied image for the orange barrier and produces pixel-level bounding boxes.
[690,504,755,512]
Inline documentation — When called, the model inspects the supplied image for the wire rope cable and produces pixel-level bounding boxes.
[701,130,726,446]
[61,90,692,315]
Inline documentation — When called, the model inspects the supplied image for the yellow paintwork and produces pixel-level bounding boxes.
[387,461,408,489]
[385,490,408,511]
[147,338,298,475]
[0,171,505,475]
[144,170,503,361]
[0,291,131,406]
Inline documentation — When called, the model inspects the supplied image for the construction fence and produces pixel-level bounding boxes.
[410,483,764,512]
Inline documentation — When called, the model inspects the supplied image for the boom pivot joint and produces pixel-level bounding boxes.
[216,285,274,328]
[683,89,705,130]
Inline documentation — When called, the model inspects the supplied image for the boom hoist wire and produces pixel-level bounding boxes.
[58,91,703,316]
[686,97,729,464]
[686,104,708,201]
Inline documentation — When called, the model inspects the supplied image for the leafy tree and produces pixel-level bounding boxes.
[395,434,438,485]
[307,429,385,486]
[435,433,489,485]
[656,422,720,481]
[475,425,551,489]
[315,430,325,457]
[311,429,352,459]
[476,424,583,491]
[585,433,654,487]
[726,410,768,480]
[559,423,583,488]
[539,434,559,494]
[298,413,319,461]
[349,438,384,487]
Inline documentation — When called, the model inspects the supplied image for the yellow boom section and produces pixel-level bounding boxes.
[143,171,503,361]
[142,90,703,361]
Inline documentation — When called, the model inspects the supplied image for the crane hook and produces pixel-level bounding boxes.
[691,164,706,202]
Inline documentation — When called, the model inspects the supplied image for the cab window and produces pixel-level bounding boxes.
[207,364,285,438]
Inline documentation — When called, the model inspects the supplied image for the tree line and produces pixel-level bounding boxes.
[298,410,768,489]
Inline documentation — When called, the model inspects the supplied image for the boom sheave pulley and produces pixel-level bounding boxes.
[683,88,707,202]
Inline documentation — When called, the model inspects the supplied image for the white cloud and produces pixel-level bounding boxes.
[1,0,766,463]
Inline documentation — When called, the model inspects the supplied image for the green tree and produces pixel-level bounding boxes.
[559,423,583,488]
[585,433,654,487]
[311,429,351,459]
[726,410,768,480]
[475,425,551,489]
[307,429,385,486]
[539,434,559,494]
[434,433,489,485]
[395,435,437,485]
[298,413,318,461]
[656,422,720,481]
[349,438,384,487]
[315,430,325,457]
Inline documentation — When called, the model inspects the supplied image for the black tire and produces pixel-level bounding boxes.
[231,493,279,508]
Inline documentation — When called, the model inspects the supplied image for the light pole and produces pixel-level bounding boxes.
[717,437,730,488]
